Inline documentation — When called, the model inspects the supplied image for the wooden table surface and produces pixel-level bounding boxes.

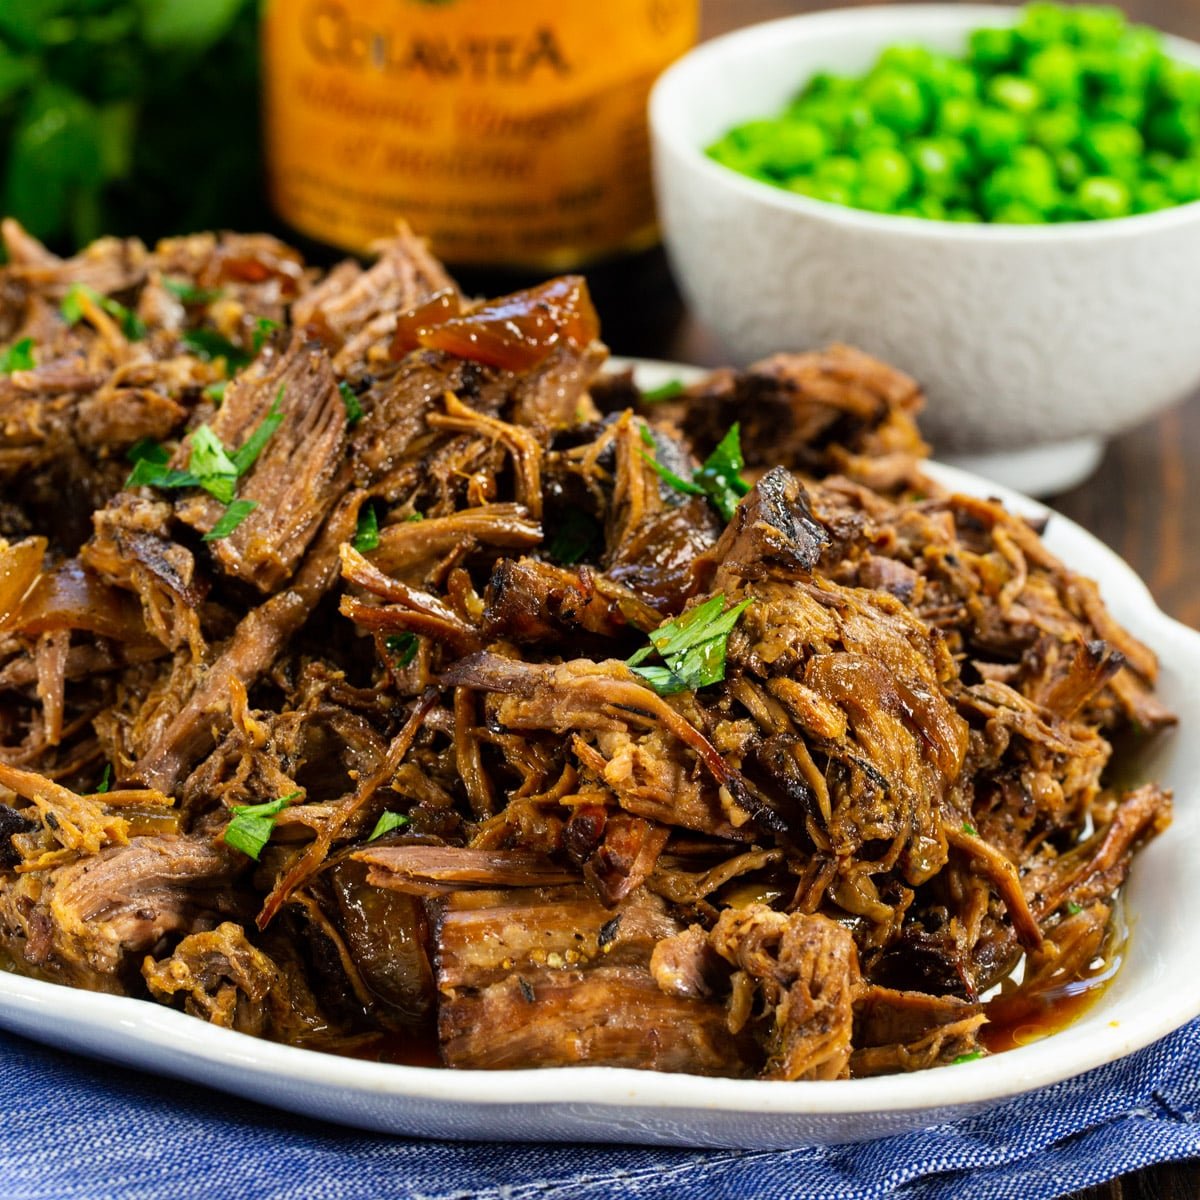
[644,2,1200,1196]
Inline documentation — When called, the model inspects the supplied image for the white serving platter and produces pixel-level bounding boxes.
[0,359,1196,1150]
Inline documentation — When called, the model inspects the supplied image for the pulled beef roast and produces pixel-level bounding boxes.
[0,221,1174,1080]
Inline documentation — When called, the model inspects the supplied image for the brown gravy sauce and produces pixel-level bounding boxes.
[980,901,1127,1055]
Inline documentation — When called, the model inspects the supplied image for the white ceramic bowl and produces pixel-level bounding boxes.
[650,5,1200,495]
[0,359,1197,1149]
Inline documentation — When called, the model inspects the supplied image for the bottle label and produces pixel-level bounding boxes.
[262,0,697,268]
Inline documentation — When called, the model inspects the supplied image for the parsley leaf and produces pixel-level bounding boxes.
[547,509,600,565]
[61,283,146,340]
[223,791,300,860]
[188,425,239,504]
[354,504,380,553]
[639,421,750,522]
[952,1051,985,1065]
[162,277,223,305]
[0,337,34,373]
[123,391,285,542]
[203,381,228,405]
[1066,901,1083,916]
[203,498,257,542]
[694,424,752,522]
[230,387,285,475]
[962,821,978,836]
[627,594,753,696]
[182,327,248,368]
[252,316,281,354]
[640,378,684,403]
[95,763,112,794]
[338,381,364,427]
[126,438,170,467]
[384,633,419,667]
[368,811,409,841]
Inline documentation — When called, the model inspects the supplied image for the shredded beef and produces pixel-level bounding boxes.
[0,220,1173,1080]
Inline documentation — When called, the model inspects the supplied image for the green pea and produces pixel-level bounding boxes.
[938,96,978,137]
[861,146,915,198]
[946,207,984,222]
[878,44,935,76]
[912,137,968,195]
[1071,6,1127,48]
[983,163,1058,214]
[1025,45,1083,102]
[855,185,896,213]
[1135,180,1176,212]
[1055,148,1088,188]
[913,195,947,219]
[1146,107,1200,156]
[991,201,1046,223]
[987,74,1044,115]
[812,181,855,207]
[1154,59,1200,107]
[1166,159,1200,202]
[815,155,861,187]
[1030,107,1082,150]
[1091,93,1146,125]
[1016,2,1071,47]
[863,69,929,134]
[1144,150,1177,179]
[851,125,901,155]
[1076,174,1132,218]
[758,121,830,175]
[969,26,1017,70]
[1082,121,1144,174]
[973,106,1026,161]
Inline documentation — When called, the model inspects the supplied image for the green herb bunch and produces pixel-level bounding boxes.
[0,0,264,251]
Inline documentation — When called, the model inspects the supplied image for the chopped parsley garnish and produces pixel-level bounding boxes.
[203,381,228,405]
[61,283,146,341]
[384,633,419,668]
[640,378,685,403]
[406,511,424,522]
[354,504,380,553]
[627,593,752,696]
[124,388,284,540]
[952,1051,984,1065]
[162,277,224,305]
[223,791,299,860]
[338,381,364,427]
[0,337,34,373]
[188,425,239,503]
[368,811,409,841]
[126,438,169,468]
[252,316,281,353]
[547,509,600,565]
[181,327,247,367]
[962,821,978,836]
[1066,901,1083,916]
[640,421,751,522]
[693,424,752,521]
[95,764,112,794]
[230,388,285,475]
[203,499,257,542]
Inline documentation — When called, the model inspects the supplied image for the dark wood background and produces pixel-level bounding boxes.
[657,2,1200,1196]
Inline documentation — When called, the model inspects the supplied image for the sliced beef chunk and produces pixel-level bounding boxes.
[175,341,349,592]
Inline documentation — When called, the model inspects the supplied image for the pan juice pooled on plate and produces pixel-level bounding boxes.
[0,218,1173,1079]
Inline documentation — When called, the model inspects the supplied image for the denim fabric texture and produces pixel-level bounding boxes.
[3,1018,1199,1200]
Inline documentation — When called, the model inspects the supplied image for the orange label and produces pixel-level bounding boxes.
[261,0,697,268]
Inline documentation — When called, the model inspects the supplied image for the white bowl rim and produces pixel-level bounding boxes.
[650,3,1200,243]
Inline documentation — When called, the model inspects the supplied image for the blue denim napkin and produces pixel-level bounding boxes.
[3,1017,1199,1200]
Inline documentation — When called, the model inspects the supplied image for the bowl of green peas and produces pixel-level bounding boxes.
[650,3,1200,493]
